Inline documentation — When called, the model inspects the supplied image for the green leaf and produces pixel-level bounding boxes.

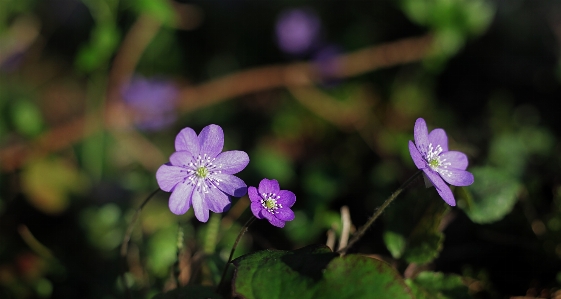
[383,194,449,264]
[406,271,471,299]
[152,285,223,299]
[457,166,521,224]
[402,199,448,264]
[232,244,413,299]
[11,99,43,136]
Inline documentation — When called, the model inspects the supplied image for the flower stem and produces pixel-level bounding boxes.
[120,188,161,299]
[218,216,256,290]
[337,170,423,256]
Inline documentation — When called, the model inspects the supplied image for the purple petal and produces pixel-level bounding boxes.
[424,169,456,206]
[192,190,209,222]
[198,124,224,158]
[175,127,200,155]
[258,179,280,195]
[214,150,249,174]
[277,190,296,208]
[169,181,194,215]
[275,208,295,222]
[428,128,448,152]
[439,168,474,187]
[409,141,427,170]
[414,118,429,155]
[440,151,468,170]
[214,173,247,197]
[251,201,265,219]
[170,151,193,166]
[205,187,231,213]
[262,210,285,228]
[248,186,261,203]
[156,164,185,192]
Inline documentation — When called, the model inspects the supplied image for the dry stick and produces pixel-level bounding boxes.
[120,188,161,299]
[337,170,423,256]
[218,216,256,291]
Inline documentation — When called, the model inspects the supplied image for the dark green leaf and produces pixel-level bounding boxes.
[406,271,471,299]
[152,285,223,299]
[232,244,413,299]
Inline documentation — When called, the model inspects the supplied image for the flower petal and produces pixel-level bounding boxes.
[262,210,285,228]
[409,141,427,170]
[414,118,429,155]
[156,164,185,192]
[258,178,280,195]
[277,190,296,208]
[198,124,224,158]
[214,150,249,174]
[275,208,295,222]
[428,128,448,152]
[248,186,261,203]
[439,168,474,187]
[175,127,200,155]
[192,189,209,222]
[205,187,231,213]
[170,151,194,166]
[424,169,456,206]
[213,173,247,197]
[439,151,468,170]
[168,181,194,214]
[251,201,265,219]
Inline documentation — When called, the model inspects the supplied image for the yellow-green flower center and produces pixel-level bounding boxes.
[196,166,208,178]
[265,198,277,210]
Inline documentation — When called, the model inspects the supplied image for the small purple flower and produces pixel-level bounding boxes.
[408,118,474,206]
[156,124,249,222]
[275,8,321,56]
[248,179,296,228]
[121,75,178,131]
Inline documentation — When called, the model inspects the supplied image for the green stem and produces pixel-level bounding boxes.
[120,188,161,299]
[337,170,423,256]
[218,216,256,290]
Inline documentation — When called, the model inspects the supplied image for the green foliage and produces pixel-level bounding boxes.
[232,244,413,299]
[383,194,449,264]
[76,23,120,72]
[406,271,471,299]
[457,166,521,224]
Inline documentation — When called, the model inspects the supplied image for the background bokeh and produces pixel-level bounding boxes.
[1,0,561,298]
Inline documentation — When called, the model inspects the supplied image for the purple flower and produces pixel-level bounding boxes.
[408,118,474,206]
[248,179,296,228]
[156,124,249,222]
[275,8,321,55]
[121,75,178,131]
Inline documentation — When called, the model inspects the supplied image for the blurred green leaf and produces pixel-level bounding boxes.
[233,244,414,299]
[75,23,120,72]
[383,194,449,264]
[402,200,448,264]
[406,271,471,299]
[250,148,295,184]
[147,225,179,278]
[11,99,43,136]
[457,166,521,224]
[153,285,223,299]
[22,157,89,214]
[130,0,176,25]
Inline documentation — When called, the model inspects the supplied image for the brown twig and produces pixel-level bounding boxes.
[0,35,434,172]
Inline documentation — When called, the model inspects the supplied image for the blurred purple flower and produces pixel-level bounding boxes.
[248,178,295,228]
[121,76,178,131]
[408,118,474,206]
[156,124,249,222]
[275,8,321,55]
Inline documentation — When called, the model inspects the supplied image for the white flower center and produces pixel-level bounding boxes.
[181,154,223,193]
[261,192,282,214]
[425,143,452,178]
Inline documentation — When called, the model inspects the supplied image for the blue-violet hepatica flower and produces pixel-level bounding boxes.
[408,118,474,206]
[156,124,249,222]
[248,179,296,228]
